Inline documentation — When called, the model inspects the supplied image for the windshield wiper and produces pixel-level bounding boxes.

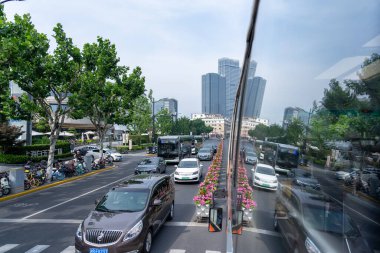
[96,206,113,213]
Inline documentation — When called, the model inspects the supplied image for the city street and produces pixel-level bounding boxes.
[0,140,287,253]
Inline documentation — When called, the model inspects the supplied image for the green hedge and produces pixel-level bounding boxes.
[129,135,150,144]
[115,146,129,153]
[0,152,73,164]
[5,141,71,155]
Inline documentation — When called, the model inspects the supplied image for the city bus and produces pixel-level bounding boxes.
[261,141,300,175]
[157,135,193,163]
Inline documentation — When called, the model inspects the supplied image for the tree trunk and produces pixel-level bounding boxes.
[47,131,58,180]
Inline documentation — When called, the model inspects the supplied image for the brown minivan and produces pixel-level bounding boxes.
[75,174,175,253]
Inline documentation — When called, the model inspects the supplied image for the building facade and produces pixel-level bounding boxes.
[218,58,240,118]
[243,76,266,118]
[241,117,270,138]
[201,73,226,116]
[282,107,310,128]
[191,113,230,137]
[154,98,178,121]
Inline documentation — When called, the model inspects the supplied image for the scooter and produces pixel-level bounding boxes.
[51,169,65,181]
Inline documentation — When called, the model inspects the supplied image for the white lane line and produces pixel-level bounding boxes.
[0,244,19,253]
[21,175,134,219]
[165,221,208,227]
[205,251,221,253]
[324,193,380,227]
[169,250,186,253]
[25,245,50,253]
[0,219,82,224]
[60,246,75,253]
[243,227,281,237]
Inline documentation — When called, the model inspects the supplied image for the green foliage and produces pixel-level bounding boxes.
[33,118,50,133]
[32,136,50,145]
[128,95,152,134]
[0,122,24,153]
[155,108,173,135]
[283,118,305,146]
[190,119,213,135]
[172,117,191,135]
[129,134,150,145]
[0,152,72,164]
[4,141,70,155]
[115,146,129,153]
[248,124,284,141]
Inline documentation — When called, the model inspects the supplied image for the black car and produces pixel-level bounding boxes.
[135,157,166,174]
[289,168,320,190]
[146,146,157,154]
[75,174,175,253]
[274,186,373,253]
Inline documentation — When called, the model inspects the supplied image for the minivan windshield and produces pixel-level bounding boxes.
[96,189,150,213]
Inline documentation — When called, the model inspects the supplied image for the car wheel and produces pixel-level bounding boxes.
[142,229,153,253]
[167,202,174,221]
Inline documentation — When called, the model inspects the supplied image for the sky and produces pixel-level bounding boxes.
[3,0,380,124]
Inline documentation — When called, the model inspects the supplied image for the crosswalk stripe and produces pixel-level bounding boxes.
[0,244,19,253]
[25,245,50,253]
[60,246,75,253]
[169,250,186,253]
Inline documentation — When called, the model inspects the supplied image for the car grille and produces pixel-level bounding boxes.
[85,229,123,244]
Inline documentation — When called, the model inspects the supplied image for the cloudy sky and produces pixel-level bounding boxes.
[4,0,380,124]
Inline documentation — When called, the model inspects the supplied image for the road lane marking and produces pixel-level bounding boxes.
[25,245,50,253]
[21,175,134,219]
[324,193,380,227]
[169,250,186,253]
[243,227,281,237]
[0,244,19,253]
[60,246,75,253]
[205,251,221,253]
[165,221,208,227]
[0,218,82,224]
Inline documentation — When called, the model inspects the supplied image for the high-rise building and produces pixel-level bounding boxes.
[248,60,257,79]
[218,58,240,118]
[154,98,178,121]
[243,76,266,118]
[202,73,226,116]
[283,107,310,128]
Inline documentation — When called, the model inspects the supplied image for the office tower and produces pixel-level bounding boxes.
[243,76,266,118]
[201,73,226,116]
[283,107,310,128]
[218,58,240,118]
[154,98,178,121]
[248,60,257,79]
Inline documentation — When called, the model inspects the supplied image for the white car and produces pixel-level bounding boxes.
[87,148,122,162]
[174,158,203,183]
[335,168,359,180]
[252,164,278,191]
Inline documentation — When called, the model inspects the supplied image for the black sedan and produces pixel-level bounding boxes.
[135,157,166,174]
[290,168,320,190]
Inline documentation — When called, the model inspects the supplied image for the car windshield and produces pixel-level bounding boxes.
[199,148,210,153]
[139,159,157,165]
[303,205,360,236]
[247,152,256,157]
[293,169,313,178]
[178,161,198,168]
[96,189,149,212]
[256,166,275,176]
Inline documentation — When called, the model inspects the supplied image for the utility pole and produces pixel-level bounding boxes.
[152,97,155,143]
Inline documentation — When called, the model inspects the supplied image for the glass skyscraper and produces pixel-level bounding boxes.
[282,107,310,128]
[202,73,226,116]
[154,98,178,121]
[218,58,240,118]
[243,76,266,118]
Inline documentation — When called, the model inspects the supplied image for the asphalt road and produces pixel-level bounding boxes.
[0,139,291,253]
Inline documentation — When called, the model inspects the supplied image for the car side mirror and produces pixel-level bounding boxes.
[95,199,100,205]
[200,164,203,168]
[152,199,162,206]
[208,207,223,232]
[174,165,178,168]
[276,173,280,177]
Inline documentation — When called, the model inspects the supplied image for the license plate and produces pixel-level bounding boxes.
[90,248,108,253]
[140,171,148,174]
[263,183,270,187]
[182,177,190,179]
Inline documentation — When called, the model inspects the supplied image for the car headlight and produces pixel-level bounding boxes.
[192,171,199,175]
[296,179,303,185]
[123,220,143,242]
[175,171,179,175]
[305,237,321,253]
[76,223,82,239]
[272,179,278,183]
[254,176,260,181]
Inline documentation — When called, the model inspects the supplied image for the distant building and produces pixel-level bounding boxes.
[191,113,230,137]
[243,76,266,118]
[154,98,178,121]
[283,107,310,128]
[201,73,226,116]
[218,58,240,118]
[241,117,269,138]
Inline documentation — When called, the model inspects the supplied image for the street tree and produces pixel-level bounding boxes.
[283,118,305,146]
[155,108,173,135]
[0,122,24,153]
[172,117,191,135]
[0,9,82,177]
[190,119,213,135]
[71,37,145,157]
[128,94,152,135]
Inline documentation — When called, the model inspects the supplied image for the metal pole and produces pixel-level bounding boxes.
[152,98,155,143]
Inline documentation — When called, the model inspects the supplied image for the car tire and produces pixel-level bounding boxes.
[142,229,153,253]
[167,202,174,221]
